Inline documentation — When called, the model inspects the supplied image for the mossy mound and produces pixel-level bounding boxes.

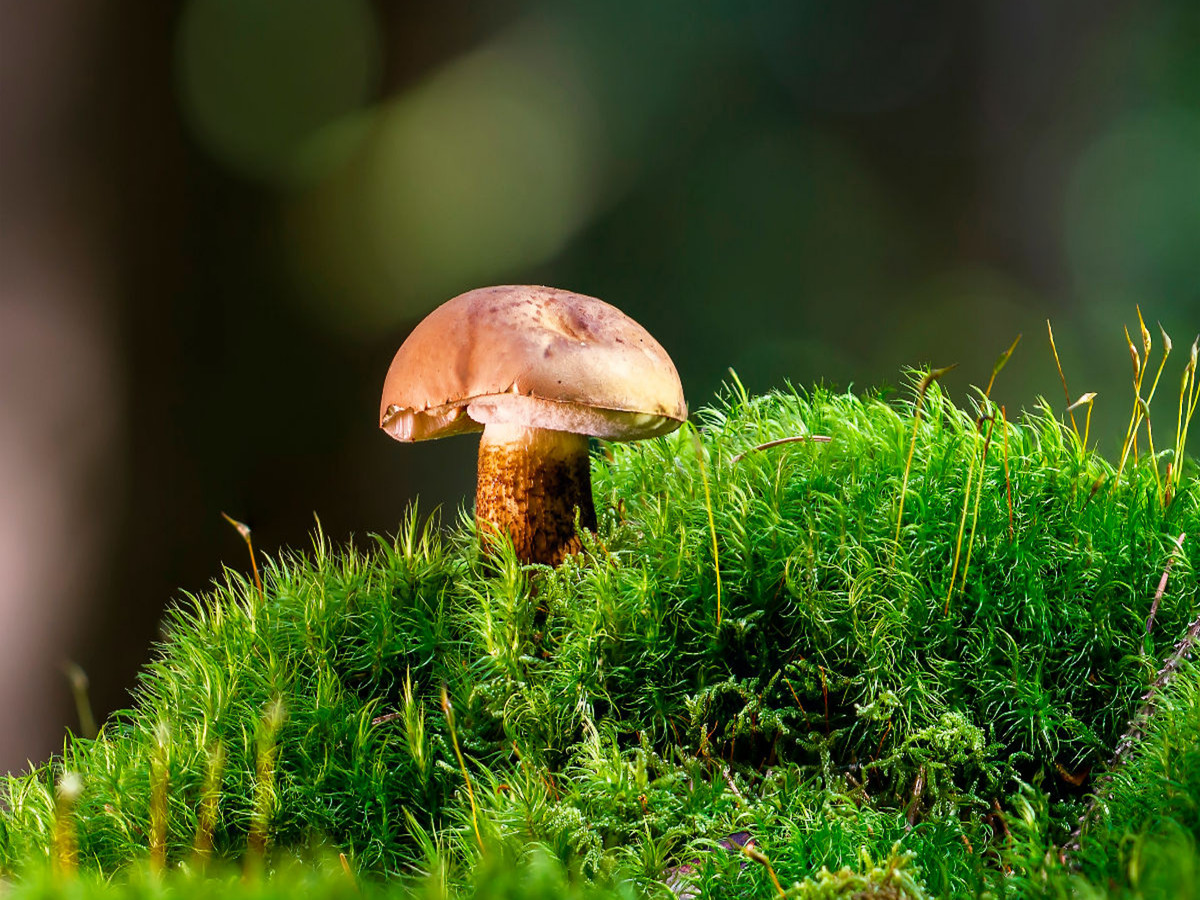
[2,383,1199,898]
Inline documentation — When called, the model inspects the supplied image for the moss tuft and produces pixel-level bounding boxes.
[3,381,1200,898]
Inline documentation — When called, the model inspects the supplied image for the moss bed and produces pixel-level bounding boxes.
[2,377,1199,898]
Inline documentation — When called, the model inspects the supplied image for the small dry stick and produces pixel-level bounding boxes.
[1047,321,1078,437]
[992,799,1011,845]
[222,512,264,603]
[906,765,928,828]
[1146,533,1187,635]
[1141,574,1200,722]
[719,763,748,807]
[1069,555,1197,859]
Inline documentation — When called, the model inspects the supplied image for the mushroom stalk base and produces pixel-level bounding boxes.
[475,424,597,565]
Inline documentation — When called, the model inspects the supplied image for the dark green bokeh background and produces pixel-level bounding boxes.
[1,0,1198,772]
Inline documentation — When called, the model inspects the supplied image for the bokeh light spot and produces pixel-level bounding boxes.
[284,21,603,335]
[176,0,381,186]
[751,0,956,115]
[1065,110,1200,314]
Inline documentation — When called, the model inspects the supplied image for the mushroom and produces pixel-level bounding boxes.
[380,285,687,565]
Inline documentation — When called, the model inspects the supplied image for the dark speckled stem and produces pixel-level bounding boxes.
[475,425,597,565]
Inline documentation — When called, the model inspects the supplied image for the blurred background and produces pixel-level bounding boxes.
[2,0,1199,773]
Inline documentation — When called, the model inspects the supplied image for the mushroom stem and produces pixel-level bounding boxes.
[475,423,597,565]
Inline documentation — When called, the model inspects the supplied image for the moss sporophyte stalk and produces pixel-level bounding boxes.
[3,356,1200,897]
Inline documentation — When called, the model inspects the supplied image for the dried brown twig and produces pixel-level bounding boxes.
[1067,533,1192,859]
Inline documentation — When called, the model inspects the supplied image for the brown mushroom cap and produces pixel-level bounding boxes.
[380,285,687,442]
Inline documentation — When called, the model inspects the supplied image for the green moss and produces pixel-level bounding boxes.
[3,380,1199,898]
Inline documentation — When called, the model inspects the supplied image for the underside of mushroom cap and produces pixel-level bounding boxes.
[382,393,683,442]
[380,285,687,442]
